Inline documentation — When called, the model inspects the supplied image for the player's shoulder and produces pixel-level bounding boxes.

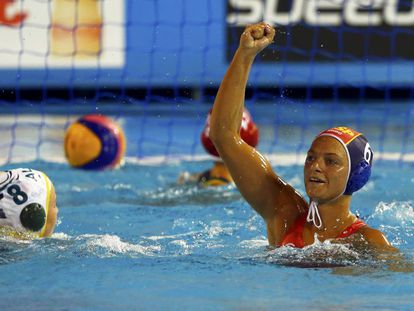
[358,225,393,248]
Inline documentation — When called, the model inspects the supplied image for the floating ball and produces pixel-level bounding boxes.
[64,114,126,170]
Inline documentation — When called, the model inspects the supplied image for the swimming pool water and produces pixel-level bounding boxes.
[0,102,413,310]
[0,159,413,311]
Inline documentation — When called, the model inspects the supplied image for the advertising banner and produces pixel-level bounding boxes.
[227,0,414,62]
[0,0,124,68]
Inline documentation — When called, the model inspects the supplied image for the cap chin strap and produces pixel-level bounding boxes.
[306,201,323,229]
[306,187,347,230]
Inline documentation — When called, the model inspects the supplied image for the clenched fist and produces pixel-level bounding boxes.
[239,22,275,57]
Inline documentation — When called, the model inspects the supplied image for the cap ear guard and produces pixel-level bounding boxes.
[20,203,46,232]
[344,160,371,195]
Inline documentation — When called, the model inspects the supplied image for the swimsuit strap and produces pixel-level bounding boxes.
[336,219,367,239]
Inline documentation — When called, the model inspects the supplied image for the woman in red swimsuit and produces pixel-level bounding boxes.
[209,22,393,250]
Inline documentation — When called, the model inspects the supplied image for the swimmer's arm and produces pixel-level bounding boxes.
[210,23,304,220]
[216,140,294,219]
[210,23,275,143]
[359,227,413,272]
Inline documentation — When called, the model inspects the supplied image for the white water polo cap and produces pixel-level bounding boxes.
[0,168,52,236]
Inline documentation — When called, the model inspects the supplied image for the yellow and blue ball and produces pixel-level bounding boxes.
[64,114,126,170]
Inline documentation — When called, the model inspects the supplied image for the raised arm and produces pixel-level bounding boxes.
[209,23,306,222]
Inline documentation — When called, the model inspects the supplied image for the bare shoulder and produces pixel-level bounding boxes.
[358,226,394,249]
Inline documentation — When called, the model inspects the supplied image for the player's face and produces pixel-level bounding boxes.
[42,184,58,237]
[304,136,349,203]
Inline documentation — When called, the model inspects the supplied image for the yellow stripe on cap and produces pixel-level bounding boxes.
[39,172,52,237]
[344,132,362,146]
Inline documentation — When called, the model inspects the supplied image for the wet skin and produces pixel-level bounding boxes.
[304,136,349,204]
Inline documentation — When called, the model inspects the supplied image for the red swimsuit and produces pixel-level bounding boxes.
[279,214,366,248]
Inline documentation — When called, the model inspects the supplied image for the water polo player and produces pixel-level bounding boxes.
[208,22,393,250]
[178,109,259,187]
[0,168,58,238]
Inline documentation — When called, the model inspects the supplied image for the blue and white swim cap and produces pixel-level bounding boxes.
[316,126,373,195]
[0,168,53,237]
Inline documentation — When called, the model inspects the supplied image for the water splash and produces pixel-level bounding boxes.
[267,239,363,268]
[236,237,365,268]
[368,201,414,246]
[36,232,161,259]
[81,234,161,257]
